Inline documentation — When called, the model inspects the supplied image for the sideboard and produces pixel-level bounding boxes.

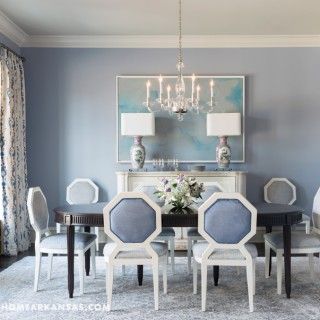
[116,171,247,249]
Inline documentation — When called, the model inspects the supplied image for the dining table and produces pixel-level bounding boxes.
[54,202,303,299]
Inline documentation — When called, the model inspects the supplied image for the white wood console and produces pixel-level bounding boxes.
[116,171,247,249]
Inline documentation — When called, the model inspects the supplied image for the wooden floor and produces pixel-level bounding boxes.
[0,243,267,272]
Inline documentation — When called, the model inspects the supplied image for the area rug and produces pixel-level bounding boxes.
[0,256,319,320]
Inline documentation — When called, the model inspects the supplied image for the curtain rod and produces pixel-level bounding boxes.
[0,43,26,62]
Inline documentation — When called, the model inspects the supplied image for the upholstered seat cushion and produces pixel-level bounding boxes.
[157,227,175,237]
[40,232,97,250]
[103,242,168,259]
[187,227,202,237]
[192,242,258,262]
[264,232,320,250]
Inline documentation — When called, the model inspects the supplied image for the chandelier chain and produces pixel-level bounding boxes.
[178,0,183,70]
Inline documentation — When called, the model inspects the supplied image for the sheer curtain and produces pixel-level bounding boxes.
[0,47,30,255]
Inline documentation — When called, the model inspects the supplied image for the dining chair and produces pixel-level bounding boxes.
[264,186,320,295]
[28,187,96,294]
[103,192,168,311]
[134,185,175,274]
[264,177,310,233]
[56,178,100,250]
[187,183,223,274]
[192,192,257,312]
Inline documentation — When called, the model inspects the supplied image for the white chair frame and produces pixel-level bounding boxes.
[187,182,224,274]
[193,192,257,312]
[264,186,320,294]
[28,187,96,295]
[103,192,168,311]
[57,178,100,250]
[264,177,310,233]
[134,184,175,274]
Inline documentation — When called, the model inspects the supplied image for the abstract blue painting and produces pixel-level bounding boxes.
[117,76,245,163]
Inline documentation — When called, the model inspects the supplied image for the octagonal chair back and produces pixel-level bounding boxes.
[264,178,296,205]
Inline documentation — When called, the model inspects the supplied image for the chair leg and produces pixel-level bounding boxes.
[193,259,198,295]
[163,256,167,294]
[187,238,192,274]
[165,240,169,264]
[306,220,311,234]
[91,245,96,279]
[34,251,42,292]
[95,227,99,251]
[78,252,85,295]
[47,253,53,280]
[153,263,159,311]
[201,264,207,312]
[276,251,283,295]
[106,263,114,311]
[308,253,315,280]
[252,259,256,295]
[265,242,271,278]
[246,261,254,312]
[56,223,61,233]
[169,237,175,274]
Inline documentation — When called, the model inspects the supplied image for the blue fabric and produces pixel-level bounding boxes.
[110,198,156,243]
[158,227,175,237]
[40,232,96,250]
[204,199,251,244]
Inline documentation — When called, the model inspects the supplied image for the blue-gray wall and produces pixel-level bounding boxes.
[21,47,320,223]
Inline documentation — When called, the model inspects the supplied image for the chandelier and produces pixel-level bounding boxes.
[143,0,216,121]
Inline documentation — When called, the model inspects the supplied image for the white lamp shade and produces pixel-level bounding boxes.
[207,113,241,136]
[121,113,155,136]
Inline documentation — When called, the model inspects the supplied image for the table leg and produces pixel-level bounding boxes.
[266,226,272,276]
[213,266,219,286]
[283,225,291,298]
[67,225,75,298]
[137,265,143,286]
[84,226,90,276]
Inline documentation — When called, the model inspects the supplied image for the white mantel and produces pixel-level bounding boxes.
[116,170,246,195]
[116,170,247,249]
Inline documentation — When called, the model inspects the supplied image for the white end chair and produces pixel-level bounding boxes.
[103,192,168,311]
[264,186,320,295]
[28,187,96,294]
[264,177,310,233]
[56,178,100,250]
[187,183,223,274]
[193,193,257,312]
[134,185,175,274]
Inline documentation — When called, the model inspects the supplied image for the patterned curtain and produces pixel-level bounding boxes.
[0,47,30,256]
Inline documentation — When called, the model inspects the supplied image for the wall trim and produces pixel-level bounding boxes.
[0,10,28,46]
[23,34,320,48]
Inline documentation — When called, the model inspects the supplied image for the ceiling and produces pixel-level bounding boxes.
[1,0,320,47]
[1,0,320,36]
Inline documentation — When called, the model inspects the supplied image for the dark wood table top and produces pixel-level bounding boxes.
[54,201,304,228]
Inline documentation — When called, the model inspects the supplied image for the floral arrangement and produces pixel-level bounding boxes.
[154,174,205,210]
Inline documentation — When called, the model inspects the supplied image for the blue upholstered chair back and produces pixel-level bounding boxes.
[264,178,296,205]
[109,198,157,243]
[27,187,49,233]
[204,199,252,244]
[67,178,98,204]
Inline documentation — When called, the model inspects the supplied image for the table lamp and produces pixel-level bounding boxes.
[121,113,155,169]
[207,113,241,169]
